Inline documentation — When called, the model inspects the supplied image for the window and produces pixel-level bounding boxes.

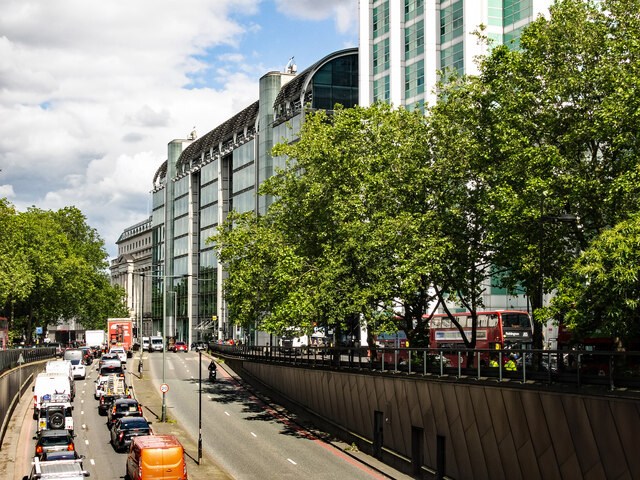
[405,60,425,99]
[405,20,424,60]
[373,75,390,103]
[200,181,217,207]
[405,0,424,22]
[201,159,218,184]
[503,0,532,27]
[200,205,218,227]
[232,165,254,194]
[488,0,502,27]
[312,54,358,110]
[232,141,254,170]
[373,38,390,75]
[174,216,188,237]
[174,195,188,217]
[373,1,390,39]
[231,189,255,214]
[440,0,464,44]
[440,41,464,75]
[174,176,189,198]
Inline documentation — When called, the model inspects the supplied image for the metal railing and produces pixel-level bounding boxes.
[0,347,57,374]
[209,343,640,391]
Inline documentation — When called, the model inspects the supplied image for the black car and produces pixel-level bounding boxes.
[110,416,152,452]
[99,393,130,415]
[34,430,75,459]
[107,398,143,429]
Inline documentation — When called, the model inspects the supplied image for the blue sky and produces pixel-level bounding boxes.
[0,0,358,258]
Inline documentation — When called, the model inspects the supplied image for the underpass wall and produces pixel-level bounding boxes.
[0,361,47,448]
[242,361,640,480]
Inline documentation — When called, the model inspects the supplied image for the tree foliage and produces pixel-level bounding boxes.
[0,200,129,341]
[216,0,640,348]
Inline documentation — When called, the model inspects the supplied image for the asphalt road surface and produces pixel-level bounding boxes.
[148,350,390,480]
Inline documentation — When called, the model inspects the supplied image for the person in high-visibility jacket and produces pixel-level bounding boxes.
[489,355,499,368]
[505,353,517,371]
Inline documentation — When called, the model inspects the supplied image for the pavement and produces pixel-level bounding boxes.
[2,352,412,480]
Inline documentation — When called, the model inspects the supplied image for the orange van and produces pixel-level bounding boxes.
[125,435,187,479]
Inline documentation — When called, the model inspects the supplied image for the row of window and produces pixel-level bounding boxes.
[118,236,151,254]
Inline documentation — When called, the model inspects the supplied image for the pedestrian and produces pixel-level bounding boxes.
[489,354,499,368]
[505,353,517,371]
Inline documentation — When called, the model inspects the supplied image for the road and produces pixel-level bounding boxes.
[14,360,134,480]
[148,350,388,480]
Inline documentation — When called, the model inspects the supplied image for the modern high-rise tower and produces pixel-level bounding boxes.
[359,0,552,109]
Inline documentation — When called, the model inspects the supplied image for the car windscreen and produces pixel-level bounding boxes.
[121,418,148,429]
[40,435,72,446]
[100,366,123,375]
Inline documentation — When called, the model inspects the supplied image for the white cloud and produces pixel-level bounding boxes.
[0,184,16,198]
[0,0,262,257]
[275,0,358,34]
[0,0,357,260]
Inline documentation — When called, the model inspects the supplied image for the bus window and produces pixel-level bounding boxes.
[477,315,488,327]
[441,317,451,328]
[431,317,440,328]
[488,314,499,327]
[502,312,530,328]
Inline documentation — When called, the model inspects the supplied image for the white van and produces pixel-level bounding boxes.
[45,360,75,398]
[150,336,163,352]
[33,372,72,419]
[142,337,150,351]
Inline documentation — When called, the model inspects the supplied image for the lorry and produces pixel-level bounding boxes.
[107,318,133,357]
[84,330,106,349]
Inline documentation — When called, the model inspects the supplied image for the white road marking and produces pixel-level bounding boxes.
[168,362,175,370]
[81,400,84,404]
[81,411,84,415]
[251,432,257,437]
[90,459,95,466]
[287,458,297,465]
[207,396,212,400]
[85,440,89,445]
[190,376,194,379]
[82,424,86,429]
[224,411,230,416]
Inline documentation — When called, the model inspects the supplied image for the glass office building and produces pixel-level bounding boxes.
[149,49,358,345]
[360,0,552,110]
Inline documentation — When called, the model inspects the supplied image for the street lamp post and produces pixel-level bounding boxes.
[537,199,577,349]
[198,349,202,464]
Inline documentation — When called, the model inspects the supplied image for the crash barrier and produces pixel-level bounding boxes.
[210,344,640,391]
[0,347,56,374]
[211,345,640,479]
[0,360,49,449]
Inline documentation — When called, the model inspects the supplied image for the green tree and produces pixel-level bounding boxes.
[550,215,640,342]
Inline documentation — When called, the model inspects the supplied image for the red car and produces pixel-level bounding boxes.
[172,341,188,352]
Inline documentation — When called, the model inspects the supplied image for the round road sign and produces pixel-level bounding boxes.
[160,383,169,393]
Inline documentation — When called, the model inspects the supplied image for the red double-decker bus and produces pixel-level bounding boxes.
[429,310,533,366]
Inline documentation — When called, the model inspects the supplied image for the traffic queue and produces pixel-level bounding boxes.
[23,345,188,480]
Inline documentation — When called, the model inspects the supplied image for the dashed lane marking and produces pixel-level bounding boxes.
[85,440,89,445]
[251,432,257,437]
[224,411,230,416]
[287,459,297,465]
[90,459,95,465]
[82,424,86,429]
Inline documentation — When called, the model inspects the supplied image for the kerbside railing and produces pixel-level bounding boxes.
[0,347,56,374]
[209,343,640,392]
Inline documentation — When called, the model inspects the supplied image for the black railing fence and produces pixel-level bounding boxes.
[209,343,640,391]
[0,347,56,374]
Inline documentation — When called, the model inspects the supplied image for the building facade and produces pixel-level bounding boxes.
[359,0,552,110]
[359,0,552,313]
[148,49,358,347]
[109,217,153,337]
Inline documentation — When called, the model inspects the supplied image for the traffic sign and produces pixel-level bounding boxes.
[160,383,169,393]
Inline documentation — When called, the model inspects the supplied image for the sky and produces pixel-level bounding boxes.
[0,0,358,260]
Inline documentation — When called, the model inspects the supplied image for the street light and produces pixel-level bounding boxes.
[537,199,577,347]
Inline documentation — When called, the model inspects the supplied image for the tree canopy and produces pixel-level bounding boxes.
[0,199,129,342]
[214,0,640,348]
